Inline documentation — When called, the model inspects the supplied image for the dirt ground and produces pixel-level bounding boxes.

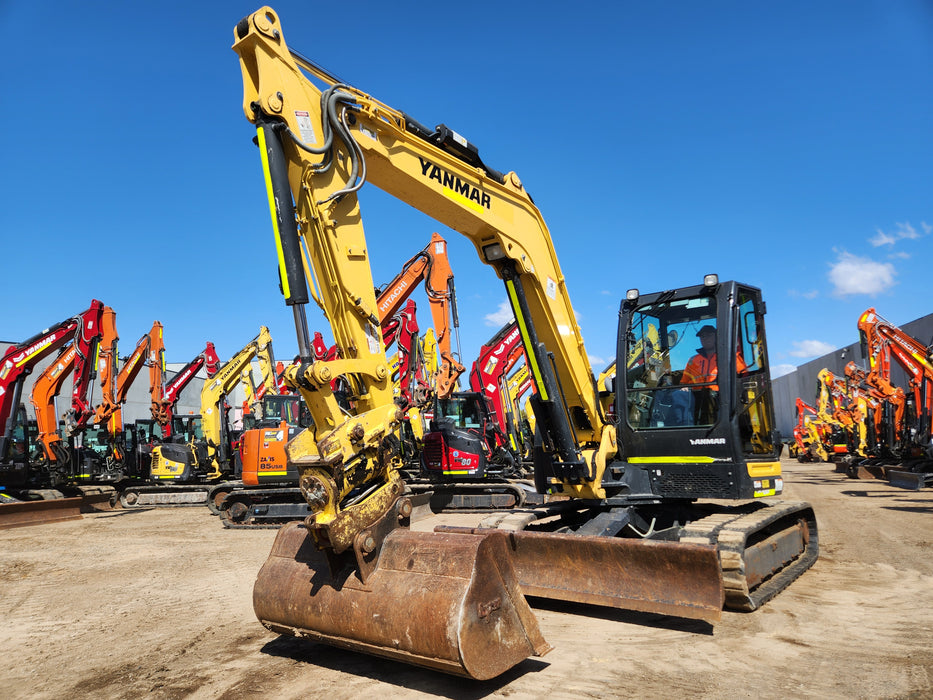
[2,458,931,699]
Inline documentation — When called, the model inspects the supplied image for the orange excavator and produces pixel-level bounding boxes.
[76,321,168,482]
[789,397,832,463]
[233,7,817,679]
[29,305,116,476]
[856,308,933,488]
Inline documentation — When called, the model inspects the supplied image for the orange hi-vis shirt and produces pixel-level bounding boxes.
[681,350,747,391]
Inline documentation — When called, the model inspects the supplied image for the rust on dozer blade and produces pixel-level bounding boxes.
[0,497,83,530]
[437,526,724,623]
[253,522,552,680]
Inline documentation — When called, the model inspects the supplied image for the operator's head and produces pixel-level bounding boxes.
[696,324,716,350]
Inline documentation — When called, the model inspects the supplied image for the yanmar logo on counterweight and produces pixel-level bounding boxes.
[690,438,726,445]
[419,157,491,210]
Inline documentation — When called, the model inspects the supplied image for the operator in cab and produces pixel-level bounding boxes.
[681,324,747,391]
[679,324,747,424]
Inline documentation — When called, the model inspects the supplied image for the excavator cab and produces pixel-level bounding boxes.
[618,278,781,500]
[422,391,504,479]
[150,414,206,482]
[0,405,33,487]
[240,394,307,486]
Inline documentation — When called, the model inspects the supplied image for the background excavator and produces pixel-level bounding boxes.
[82,320,169,481]
[121,327,275,508]
[217,235,463,527]
[29,305,115,479]
[788,397,832,462]
[418,320,537,510]
[854,308,933,488]
[234,7,818,680]
[0,301,110,524]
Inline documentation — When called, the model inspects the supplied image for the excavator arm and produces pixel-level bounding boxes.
[0,301,105,465]
[235,8,607,514]
[157,341,220,437]
[468,321,530,452]
[29,304,112,466]
[199,326,275,478]
[376,232,464,397]
[858,308,933,458]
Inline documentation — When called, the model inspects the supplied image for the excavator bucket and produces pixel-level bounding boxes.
[437,526,724,623]
[253,523,552,680]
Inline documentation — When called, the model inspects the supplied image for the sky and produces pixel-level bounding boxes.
[1,1,931,381]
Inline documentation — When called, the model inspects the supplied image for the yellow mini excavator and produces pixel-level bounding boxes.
[233,7,818,680]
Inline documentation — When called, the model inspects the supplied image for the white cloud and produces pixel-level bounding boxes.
[788,339,836,358]
[788,289,819,300]
[484,300,514,327]
[827,251,896,297]
[588,355,611,370]
[771,363,796,379]
[870,229,897,247]
[870,221,927,247]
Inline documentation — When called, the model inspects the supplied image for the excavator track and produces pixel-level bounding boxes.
[119,485,211,508]
[406,479,533,511]
[218,487,311,529]
[679,500,819,612]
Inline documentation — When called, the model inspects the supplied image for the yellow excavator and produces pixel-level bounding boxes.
[233,7,818,680]
[122,326,276,507]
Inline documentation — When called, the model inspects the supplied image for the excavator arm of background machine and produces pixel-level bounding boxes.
[859,308,933,458]
[157,342,220,437]
[29,304,110,466]
[200,326,275,478]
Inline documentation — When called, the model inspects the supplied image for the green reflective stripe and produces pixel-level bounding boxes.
[256,126,291,300]
[506,280,548,401]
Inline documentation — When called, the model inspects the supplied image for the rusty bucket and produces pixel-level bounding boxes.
[253,522,552,680]
[437,526,724,623]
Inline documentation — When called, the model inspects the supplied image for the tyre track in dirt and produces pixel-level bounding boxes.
[0,458,931,699]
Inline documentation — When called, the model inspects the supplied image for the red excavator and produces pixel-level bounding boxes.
[0,301,108,525]
[419,321,537,509]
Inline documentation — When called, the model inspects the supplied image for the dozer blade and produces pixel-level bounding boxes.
[437,526,723,623]
[0,497,83,530]
[888,469,931,490]
[253,522,552,680]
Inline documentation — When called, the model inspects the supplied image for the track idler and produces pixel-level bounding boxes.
[253,498,552,679]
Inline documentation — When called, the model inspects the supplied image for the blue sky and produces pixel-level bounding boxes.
[2,2,930,380]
